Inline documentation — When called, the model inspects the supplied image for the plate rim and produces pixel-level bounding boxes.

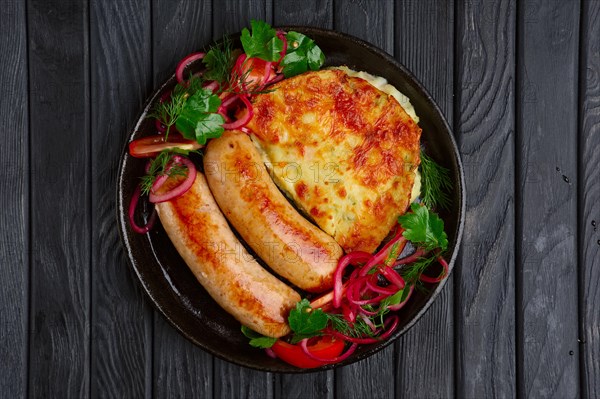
[116,25,466,373]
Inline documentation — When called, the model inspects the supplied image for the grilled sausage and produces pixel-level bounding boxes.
[155,172,301,338]
[204,131,343,293]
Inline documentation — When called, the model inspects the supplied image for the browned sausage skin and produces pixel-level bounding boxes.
[155,172,301,338]
[204,131,343,293]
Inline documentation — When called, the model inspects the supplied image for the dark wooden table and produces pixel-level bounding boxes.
[2,0,598,397]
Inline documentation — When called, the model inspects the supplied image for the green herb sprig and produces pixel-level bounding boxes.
[398,203,448,252]
[419,150,452,210]
[139,150,188,195]
[148,75,206,140]
[202,35,235,85]
[241,326,277,349]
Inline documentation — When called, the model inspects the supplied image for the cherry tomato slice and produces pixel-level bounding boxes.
[271,336,345,369]
[128,134,202,158]
[234,56,273,91]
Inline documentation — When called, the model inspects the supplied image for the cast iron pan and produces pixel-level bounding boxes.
[117,27,465,373]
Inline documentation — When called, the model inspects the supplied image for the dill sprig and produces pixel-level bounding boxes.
[399,254,439,285]
[384,242,401,266]
[225,65,276,96]
[326,313,381,338]
[203,35,235,84]
[419,150,452,210]
[140,151,188,195]
[148,75,206,140]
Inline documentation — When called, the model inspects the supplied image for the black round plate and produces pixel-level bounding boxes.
[117,27,465,373]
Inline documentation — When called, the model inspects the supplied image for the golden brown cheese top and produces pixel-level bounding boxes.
[247,69,421,253]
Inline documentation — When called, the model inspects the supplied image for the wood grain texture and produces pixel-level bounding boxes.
[332,2,396,399]
[334,0,394,54]
[213,0,272,39]
[0,0,28,397]
[211,2,274,397]
[273,0,333,27]
[27,0,91,397]
[394,1,455,397]
[213,366,273,398]
[152,0,213,84]
[454,0,516,397]
[151,1,214,397]
[516,0,580,397]
[89,0,153,397]
[579,0,600,397]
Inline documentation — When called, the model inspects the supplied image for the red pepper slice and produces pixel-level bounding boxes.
[128,134,201,158]
[271,336,345,369]
[232,56,273,92]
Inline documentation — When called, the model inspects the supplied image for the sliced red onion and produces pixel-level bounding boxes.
[393,248,426,267]
[276,30,287,62]
[357,305,378,316]
[342,302,357,323]
[326,329,380,345]
[326,315,400,344]
[359,230,406,277]
[262,62,272,84]
[222,95,253,130]
[299,338,358,364]
[159,90,172,103]
[365,278,398,296]
[218,94,239,115]
[359,314,377,332]
[264,348,277,359]
[333,251,371,308]
[265,73,285,86]
[128,185,157,234]
[149,156,196,203]
[232,53,248,90]
[348,293,388,306]
[380,266,405,290]
[387,285,415,311]
[419,256,449,283]
[204,80,219,93]
[155,119,167,133]
[175,52,205,84]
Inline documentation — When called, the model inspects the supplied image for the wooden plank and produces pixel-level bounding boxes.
[334,0,393,53]
[211,2,274,397]
[394,1,455,397]
[89,0,153,397]
[516,0,580,397]
[579,0,600,397]
[151,1,214,397]
[332,1,396,399]
[273,0,333,27]
[454,0,516,397]
[27,0,90,396]
[0,0,28,397]
[213,0,271,39]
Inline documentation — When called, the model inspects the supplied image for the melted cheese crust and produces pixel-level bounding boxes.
[247,69,422,253]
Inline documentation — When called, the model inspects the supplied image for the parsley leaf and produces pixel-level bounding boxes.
[288,299,328,342]
[280,31,325,78]
[240,326,277,348]
[175,88,225,145]
[240,20,283,62]
[398,203,448,251]
[380,287,410,310]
